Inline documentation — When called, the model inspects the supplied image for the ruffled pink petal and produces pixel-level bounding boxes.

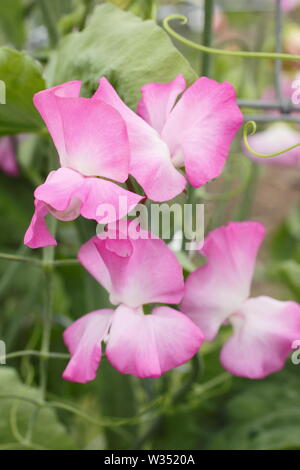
[244,123,300,167]
[97,219,134,257]
[62,309,114,383]
[35,168,84,214]
[181,221,265,340]
[79,177,143,223]
[161,77,243,187]
[24,200,57,249]
[221,296,300,379]
[35,167,142,223]
[104,239,133,257]
[55,97,130,181]
[93,78,186,201]
[34,82,130,180]
[34,81,82,159]
[106,305,204,378]
[137,74,186,134]
[0,137,19,177]
[78,226,184,307]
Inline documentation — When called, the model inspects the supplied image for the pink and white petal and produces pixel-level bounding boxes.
[244,123,300,167]
[78,226,184,307]
[79,178,143,223]
[95,232,184,307]
[137,74,186,134]
[33,81,82,159]
[93,78,186,201]
[106,305,204,378]
[97,219,134,257]
[62,309,114,383]
[24,200,57,249]
[161,77,243,187]
[78,238,112,293]
[104,239,133,258]
[221,296,300,379]
[35,168,141,224]
[35,167,84,213]
[55,96,130,180]
[181,221,265,340]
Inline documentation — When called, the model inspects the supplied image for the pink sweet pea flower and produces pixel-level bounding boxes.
[62,224,204,382]
[244,123,300,167]
[0,137,19,177]
[181,222,300,379]
[282,0,300,12]
[24,81,143,249]
[92,75,243,202]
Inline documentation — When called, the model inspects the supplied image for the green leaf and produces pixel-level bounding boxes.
[47,3,197,109]
[0,0,26,48]
[106,0,157,20]
[0,47,45,136]
[0,368,75,449]
[209,367,300,450]
[277,260,300,302]
[269,207,300,267]
[106,0,132,9]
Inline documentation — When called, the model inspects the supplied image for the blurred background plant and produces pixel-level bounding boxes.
[1,0,300,450]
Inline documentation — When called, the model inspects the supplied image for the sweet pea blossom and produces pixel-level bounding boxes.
[92,75,243,201]
[62,224,204,382]
[0,137,19,177]
[244,123,300,167]
[24,81,142,249]
[244,75,300,166]
[282,0,300,12]
[181,222,300,379]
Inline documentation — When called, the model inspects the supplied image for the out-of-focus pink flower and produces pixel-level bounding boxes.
[24,81,142,249]
[181,222,300,379]
[62,223,204,382]
[261,73,300,117]
[0,137,19,177]
[93,75,243,202]
[244,73,300,166]
[244,123,300,167]
[282,0,300,12]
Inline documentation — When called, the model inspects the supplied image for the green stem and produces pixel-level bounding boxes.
[78,0,93,31]
[150,0,158,21]
[0,253,41,265]
[182,184,197,253]
[1,350,70,362]
[244,120,300,158]
[202,0,213,76]
[39,0,59,47]
[51,258,79,267]
[234,162,260,221]
[163,15,300,62]
[134,354,202,449]
[39,219,57,400]
[0,253,79,268]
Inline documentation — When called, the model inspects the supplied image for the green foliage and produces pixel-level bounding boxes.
[208,367,300,450]
[47,3,197,109]
[107,0,157,20]
[277,260,300,302]
[0,0,26,48]
[0,47,45,136]
[0,368,75,449]
[0,173,33,246]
